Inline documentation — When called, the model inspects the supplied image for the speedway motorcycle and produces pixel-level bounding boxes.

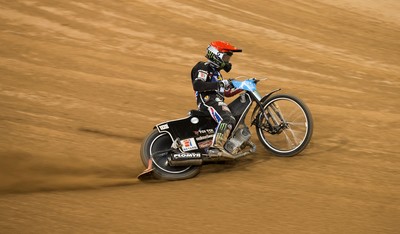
[138,78,313,180]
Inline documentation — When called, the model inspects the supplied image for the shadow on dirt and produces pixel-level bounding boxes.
[0,151,142,195]
[199,150,273,176]
[78,127,144,143]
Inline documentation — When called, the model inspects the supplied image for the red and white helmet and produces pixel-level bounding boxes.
[205,41,242,69]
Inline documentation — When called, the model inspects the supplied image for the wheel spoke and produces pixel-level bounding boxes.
[287,121,307,126]
[283,127,301,145]
[282,129,297,147]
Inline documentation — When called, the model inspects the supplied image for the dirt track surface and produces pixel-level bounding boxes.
[0,1,399,233]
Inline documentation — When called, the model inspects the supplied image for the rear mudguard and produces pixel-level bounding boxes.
[155,113,216,145]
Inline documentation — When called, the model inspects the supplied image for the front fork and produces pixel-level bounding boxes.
[251,89,284,133]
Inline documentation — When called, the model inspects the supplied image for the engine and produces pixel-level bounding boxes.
[224,125,251,154]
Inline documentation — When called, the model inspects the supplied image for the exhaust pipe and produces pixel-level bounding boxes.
[167,152,203,166]
[167,149,254,167]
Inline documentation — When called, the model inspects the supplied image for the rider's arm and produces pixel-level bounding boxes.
[192,68,220,92]
[193,79,220,92]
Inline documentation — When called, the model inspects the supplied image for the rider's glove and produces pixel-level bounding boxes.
[219,80,231,90]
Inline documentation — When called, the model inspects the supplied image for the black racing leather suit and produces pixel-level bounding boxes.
[191,61,236,126]
[191,61,245,150]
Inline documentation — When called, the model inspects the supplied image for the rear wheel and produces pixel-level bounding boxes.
[256,94,313,157]
[140,129,201,180]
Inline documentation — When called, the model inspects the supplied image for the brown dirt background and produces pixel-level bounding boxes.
[0,1,399,233]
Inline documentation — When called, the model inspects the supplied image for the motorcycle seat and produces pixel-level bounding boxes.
[189,109,210,117]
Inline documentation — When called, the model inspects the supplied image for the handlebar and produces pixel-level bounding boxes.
[229,76,267,83]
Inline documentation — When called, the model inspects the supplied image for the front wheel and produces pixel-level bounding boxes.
[256,94,313,157]
[140,129,201,180]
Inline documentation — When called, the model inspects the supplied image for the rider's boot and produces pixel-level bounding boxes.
[211,123,232,154]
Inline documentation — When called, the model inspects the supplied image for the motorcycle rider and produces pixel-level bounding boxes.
[191,41,243,153]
